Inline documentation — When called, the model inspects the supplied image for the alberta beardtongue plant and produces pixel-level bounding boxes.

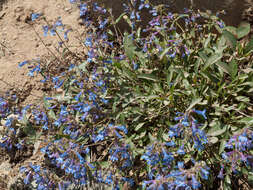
[0,0,253,189]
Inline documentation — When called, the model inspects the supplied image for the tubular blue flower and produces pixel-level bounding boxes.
[191,125,208,151]
[93,3,106,13]
[200,167,209,180]
[80,3,88,17]
[149,8,158,16]
[74,92,82,101]
[55,17,63,27]
[64,29,71,41]
[20,166,27,173]
[115,125,128,134]
[24,171,32,185]
[42,25,49,36]
[168,51,176,58]
[191,175,201,189]
[28,64,41,77]
[99,19,108,29]
[5,117,13,127]
[217,21,224,28]
[18,60,29,68]
[162,148,174,164]
[177,161,184,169]
[31,13,41,21]
[105,173,113,184]
[50,28,56,36]
[85,37,93,47]
[193,109,207,120]
[76,152,85,164]
[132,61,138,70]
[30,164,41,173]
[165,141,175,147]
[218,165,224,179]
[177,145,185,155]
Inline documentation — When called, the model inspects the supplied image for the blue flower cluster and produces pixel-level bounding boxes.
[222,128,253,172]
[140,110,209,189]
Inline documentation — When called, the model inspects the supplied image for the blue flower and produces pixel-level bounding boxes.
[193,109,207,120]
[177,161,184,169]
[115,125,128,134]
[42,26,49,36]
[105,173,113,184]
[28,64,41,77]
[217,21,225,28]
[218,165,224,179]
[191,175,201,189]
[55,18,63,27]
[24,171,31,184]
[30,164,40,173]
[31,13,41,21]
[162,148,174,164]
[64,29,71,41]
[121,177,134,187]
[76,152,85,164]
[5,117,13,127]
[18,60,29,68]
[200,167,209,180]
[50,28,56,36]
[99,19,108,29]
[165,141,175,147]
[80,3,88,17]
[177,145,185,155]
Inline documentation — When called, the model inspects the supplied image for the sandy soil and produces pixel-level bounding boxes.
[0,0,84,105]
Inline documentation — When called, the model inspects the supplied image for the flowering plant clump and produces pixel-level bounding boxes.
[0,0,253,189]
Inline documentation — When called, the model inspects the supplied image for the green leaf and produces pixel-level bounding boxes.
[163,133,170,141]
[216,60,238,79]
[219,139,226,154]
[78,61,88,72]
[224,26,237,36]
[135,122,145,131]
[238,117,253,125]
[186,98,202,111]
[207,125,227,137]
[237,22,250,39]
[159,47,171,60]
[229,59,238,79]
[148,133,156,142]
[244,37,253,54]
[203,53,223,70]
[216,61,230,75]
[235,96,250,103]
[208,136,219,144]
[222,30,237,49]
[123,33,136,60]
[134,131,146,140]
[43,96,51,109]
[138,74,159,82]
[48,110,57,120]
[225,175,231,184]
[115,12,126,24]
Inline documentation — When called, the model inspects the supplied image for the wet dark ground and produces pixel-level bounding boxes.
[98,0,251,29]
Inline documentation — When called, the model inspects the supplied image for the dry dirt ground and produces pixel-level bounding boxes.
[0,0,85,105]
[0,0,86,188]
